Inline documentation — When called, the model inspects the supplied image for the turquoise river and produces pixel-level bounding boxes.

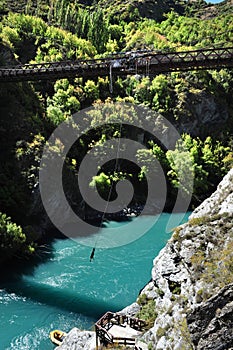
[0,213,190,350]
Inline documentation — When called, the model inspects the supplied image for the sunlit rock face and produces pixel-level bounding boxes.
[190,168,233,217]
[55,328,96,350]
[136,169,233,349]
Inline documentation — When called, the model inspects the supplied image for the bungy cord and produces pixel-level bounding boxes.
[89,120,123,260]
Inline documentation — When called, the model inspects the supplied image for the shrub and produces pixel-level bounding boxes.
[0,212,35,261]
[137,293,148,305]
[136,299,157,330]
[156,326,166,339]
[168,280,181,295]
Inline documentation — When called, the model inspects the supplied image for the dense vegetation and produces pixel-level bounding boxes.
[0,212,35,262]
[0,0,232,261]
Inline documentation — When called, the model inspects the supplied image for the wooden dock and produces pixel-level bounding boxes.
[95,311,147,348]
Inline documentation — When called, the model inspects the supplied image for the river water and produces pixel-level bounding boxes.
[0,213,190,350]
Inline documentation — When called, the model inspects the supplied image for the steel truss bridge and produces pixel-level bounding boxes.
[0,46,232,82]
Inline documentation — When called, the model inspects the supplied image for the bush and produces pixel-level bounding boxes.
[0,212,35,262]
[136,299,157,330]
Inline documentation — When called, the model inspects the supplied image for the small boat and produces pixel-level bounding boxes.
[50,329,67,346]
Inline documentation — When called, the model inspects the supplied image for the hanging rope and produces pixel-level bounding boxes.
[109,64,113,94]
[146,58,150,77]
[90,121,123,260]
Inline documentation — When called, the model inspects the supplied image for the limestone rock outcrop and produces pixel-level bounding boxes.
[135,168,233,349]
[55,328,96,350]
[190,168,233,218]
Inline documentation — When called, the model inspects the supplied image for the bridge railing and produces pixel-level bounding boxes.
[95,311,147,349]
[136,46,233,66]
[0,46,232,81]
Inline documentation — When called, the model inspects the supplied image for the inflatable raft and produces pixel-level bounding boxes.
[50,329,67,346]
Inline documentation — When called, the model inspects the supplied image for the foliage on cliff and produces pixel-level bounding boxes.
[2,0,232,24]
[0,212,36,262]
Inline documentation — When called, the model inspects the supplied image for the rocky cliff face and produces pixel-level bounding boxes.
[55,169,233,350]
[174,89,229,138]
[136,168,233,349]
[187,283,233,350]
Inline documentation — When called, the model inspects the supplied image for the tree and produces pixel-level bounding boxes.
[88,9,108,53]
[150,75,172,113]
[90,172,111,200]
[0,212,35,262]
[46,79,81,125]
[166,144,194,198]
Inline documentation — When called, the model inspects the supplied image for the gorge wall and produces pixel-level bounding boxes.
[135,168,233,349]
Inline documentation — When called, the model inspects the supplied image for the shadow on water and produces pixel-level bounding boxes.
[1,251,52,282]
[62,215,134,238]
[0,221,125,321]
[0,217,102,281]
[2,277,118,319]
[0,228,65,282]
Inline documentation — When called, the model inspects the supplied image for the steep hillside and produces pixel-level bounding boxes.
[94,0,185,22]
[3,0,232,23]
[0,44,44,219]
[2,0,185,21]
[193,0,233,18]
[134,169,233,349]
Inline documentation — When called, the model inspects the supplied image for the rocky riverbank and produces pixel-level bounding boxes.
[55,169,233,350]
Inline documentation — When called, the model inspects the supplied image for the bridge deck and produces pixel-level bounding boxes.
[0,47,232,82]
